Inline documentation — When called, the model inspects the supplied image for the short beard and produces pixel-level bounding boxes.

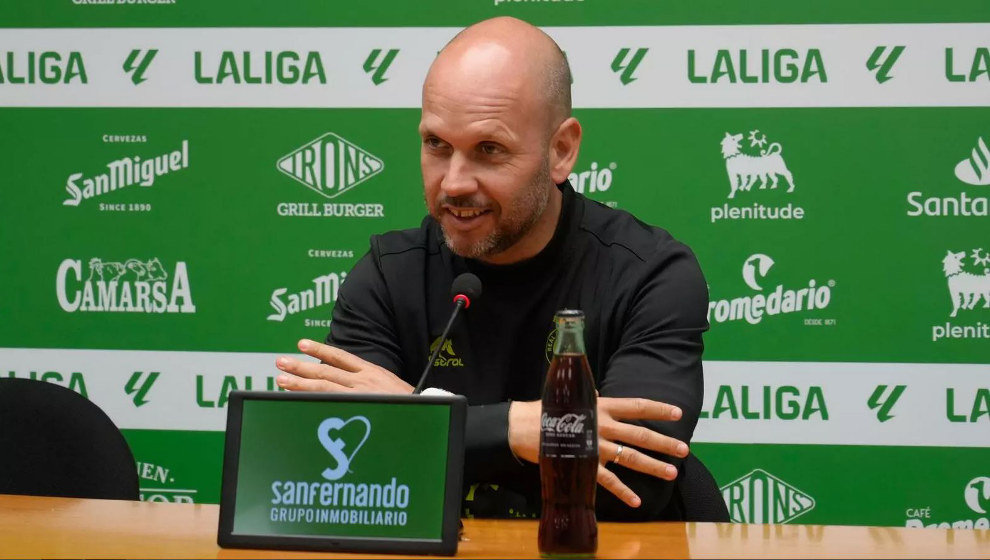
[440,159,553,260]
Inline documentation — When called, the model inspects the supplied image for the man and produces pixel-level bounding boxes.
[275,17,708,521]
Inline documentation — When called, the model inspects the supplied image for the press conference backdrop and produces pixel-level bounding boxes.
[1,0,988,530]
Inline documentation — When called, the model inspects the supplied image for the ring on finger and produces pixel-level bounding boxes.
[613,444,624,465]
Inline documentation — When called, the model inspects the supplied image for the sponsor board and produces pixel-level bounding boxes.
[3,26,990,108]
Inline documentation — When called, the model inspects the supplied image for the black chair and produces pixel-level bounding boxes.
[0,378,139,500]
[674,453,730,522]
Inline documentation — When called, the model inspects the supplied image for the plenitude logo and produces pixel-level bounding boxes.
[266,271,347,328]
[721,469,816,524]
[269,416,412,527]
[907,136,989,217]
[276,133,386,219]
[707,253,835,325]
[711,130,804,223]
[56,257,196,313]
[63,139,189,209]
[932,248,989,342]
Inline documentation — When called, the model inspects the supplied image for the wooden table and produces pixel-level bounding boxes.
[2,494,988,558]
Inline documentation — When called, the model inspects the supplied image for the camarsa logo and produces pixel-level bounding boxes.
[708,253,834,325]
[63,140,189,207]
[56,257,195,313]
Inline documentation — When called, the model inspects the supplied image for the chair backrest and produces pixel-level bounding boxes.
[0,378,139,500]
[675,453,730,522]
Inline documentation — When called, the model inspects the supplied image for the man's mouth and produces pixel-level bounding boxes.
[443,206,492,229]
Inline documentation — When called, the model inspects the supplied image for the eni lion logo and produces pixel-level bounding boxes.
[942,249,990,317]
[720,130,796,199]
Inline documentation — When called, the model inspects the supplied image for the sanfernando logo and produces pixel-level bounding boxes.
[721,469,816,524]
[318,415,371,481]
[277,133,384,199]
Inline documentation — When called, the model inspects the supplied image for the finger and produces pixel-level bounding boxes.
[600,397,682,422]
[276,356,353,386]
[597,464,641,508]
[297,339,367,372]
[600,421,689,458]
[275,372,353,393]
[601,440,678,481]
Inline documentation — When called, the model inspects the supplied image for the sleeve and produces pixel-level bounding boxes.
[325,249,404,375]
[595,241,709,521]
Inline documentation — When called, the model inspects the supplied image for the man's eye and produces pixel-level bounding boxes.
[424,137,446,150]
[479,142,503,155]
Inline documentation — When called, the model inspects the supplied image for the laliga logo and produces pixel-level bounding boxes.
[317,416,371,481]
[965,477,990,514]
[742,253,775,291]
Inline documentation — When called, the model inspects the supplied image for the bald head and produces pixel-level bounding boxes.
[428,17,572,129]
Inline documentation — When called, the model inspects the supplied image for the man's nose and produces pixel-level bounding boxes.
[440,152,478,199]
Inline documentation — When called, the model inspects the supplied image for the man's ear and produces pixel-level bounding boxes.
[548,117,582,184]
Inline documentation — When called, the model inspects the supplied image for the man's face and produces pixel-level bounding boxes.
[419,63,553,261]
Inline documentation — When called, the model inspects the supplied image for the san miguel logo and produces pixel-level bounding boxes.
[56,257,195,313]
[721,469,816,524]
[932,248,989,342]
[275,133,386,218]
[907,136,988,217]
[64,140,189,207]
[266,272,346,327]
[708,253,834,325]
[711,130,804,223]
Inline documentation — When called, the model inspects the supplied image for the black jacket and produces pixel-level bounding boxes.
[326,182,708,520]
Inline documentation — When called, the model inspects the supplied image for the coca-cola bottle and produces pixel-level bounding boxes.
[539,309,598,557]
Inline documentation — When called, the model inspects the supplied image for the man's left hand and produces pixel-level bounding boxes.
[275,339,413,394]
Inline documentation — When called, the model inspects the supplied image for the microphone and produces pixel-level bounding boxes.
[413,273,482,394]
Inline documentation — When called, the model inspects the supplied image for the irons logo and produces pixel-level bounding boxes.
[56,257,195,313]
[721,469,816,524]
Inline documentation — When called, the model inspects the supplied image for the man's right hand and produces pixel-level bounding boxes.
[508,397,688,508]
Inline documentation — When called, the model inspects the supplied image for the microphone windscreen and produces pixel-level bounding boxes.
[451,273,482,301]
